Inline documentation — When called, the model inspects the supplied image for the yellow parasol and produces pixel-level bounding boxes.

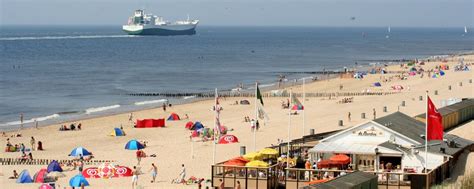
[243,152,261,161]
[259,148,278,155]
[245,160,269,168]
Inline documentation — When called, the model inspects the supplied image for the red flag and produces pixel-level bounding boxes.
[427,97,443,141]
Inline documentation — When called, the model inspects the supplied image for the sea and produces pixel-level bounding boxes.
[1,26,473,130]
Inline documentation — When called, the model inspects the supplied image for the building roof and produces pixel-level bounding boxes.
[413,134,474,156]
[302,171,378,189]
[374,111,426,144]
[416,98,474,118]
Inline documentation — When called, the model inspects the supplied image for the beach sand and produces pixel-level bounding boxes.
[1,55,473,188]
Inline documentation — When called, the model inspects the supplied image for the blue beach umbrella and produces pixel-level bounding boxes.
[69,147,92,157]
[69,174,89,187]
[125,139,144,150]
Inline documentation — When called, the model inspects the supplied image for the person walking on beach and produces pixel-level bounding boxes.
[179,164,186,184]
[256,120,260,131]
[162,103,167,112]
[132,166,138,189]
[347,112,351,122]
[136,149,143,165]
[373,108,376,119]
[149,163,158,183]
[250,119,255,132]
[30,137,35,151]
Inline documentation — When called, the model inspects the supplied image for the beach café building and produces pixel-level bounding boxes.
[308,112,473,186]
[211,112,473,189]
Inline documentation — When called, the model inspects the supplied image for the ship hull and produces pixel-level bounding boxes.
[123,25,197,36]
[123,28,196,36]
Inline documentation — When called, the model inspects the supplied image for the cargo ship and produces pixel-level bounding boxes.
[123,9,199,36]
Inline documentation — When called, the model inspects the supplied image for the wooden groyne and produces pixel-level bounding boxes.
[127,91,399,98]
[0,157,115,166]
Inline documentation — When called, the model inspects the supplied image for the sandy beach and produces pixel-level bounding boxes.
[1,54,473,188]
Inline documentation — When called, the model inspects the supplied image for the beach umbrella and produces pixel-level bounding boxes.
[245,160,269,168]
[330,154,350,164]
[259,148,278,156]
[224,160,246,166]
[317,160,332,168]
[97,163,116,179]
[69,147,92,157]
[47,171,66,178]
[47,160,63,173]
[243,152,261,161]
[82,167,100,178]
[115,166,133,177]
[33,169,48,183]
[69,174,89,187]
[124,139,144,150]
[39,183,54,189]
[218,135,239,144]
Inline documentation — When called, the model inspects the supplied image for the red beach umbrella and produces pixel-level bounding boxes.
[317,160,332,168]
[330,154,350,164]
[218,135,239,144]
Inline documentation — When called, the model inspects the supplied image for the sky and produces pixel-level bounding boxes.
[1,0,473,27]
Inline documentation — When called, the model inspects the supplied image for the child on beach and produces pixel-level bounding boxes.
[149,163,158,183]
[30,137,35,151]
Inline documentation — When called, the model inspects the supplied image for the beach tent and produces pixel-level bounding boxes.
[33,169,48,183]
[124,139,144,150]
[39,183,54,189]
[110,128,125,136]
[292,104,304,110]
[69,147,92,157]
[185,121,194,129]
[373,82,382,87]
[135,119,165,128]
[69,174,89,187]
[192,122,204,130]
[47,160,63,173]
[167,113,180,121]
[16,169,33,183]
[218,135,239,144]
[240,100,250,105]
[191,130,200,138]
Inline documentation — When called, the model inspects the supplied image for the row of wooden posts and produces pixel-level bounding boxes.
[128,91,399,98]
[0,158,114,166]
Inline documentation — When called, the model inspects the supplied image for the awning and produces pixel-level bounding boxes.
[308,142,402,155]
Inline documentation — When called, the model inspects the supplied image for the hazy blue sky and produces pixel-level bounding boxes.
[1,0,473,27]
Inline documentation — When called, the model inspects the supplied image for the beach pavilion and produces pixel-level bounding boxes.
[308,112,473,174]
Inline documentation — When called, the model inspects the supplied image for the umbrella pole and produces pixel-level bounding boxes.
[191,138,194,159]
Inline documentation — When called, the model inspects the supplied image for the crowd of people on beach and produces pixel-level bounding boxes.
[59,123,82,131]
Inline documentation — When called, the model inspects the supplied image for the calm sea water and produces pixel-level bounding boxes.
[0,26,473,130]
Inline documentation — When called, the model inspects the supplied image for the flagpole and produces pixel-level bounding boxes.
[254,82,258,152]
[303,78,306,137]
[213,88,218,165]
[287,90,292,171]
[425,91,428,173]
